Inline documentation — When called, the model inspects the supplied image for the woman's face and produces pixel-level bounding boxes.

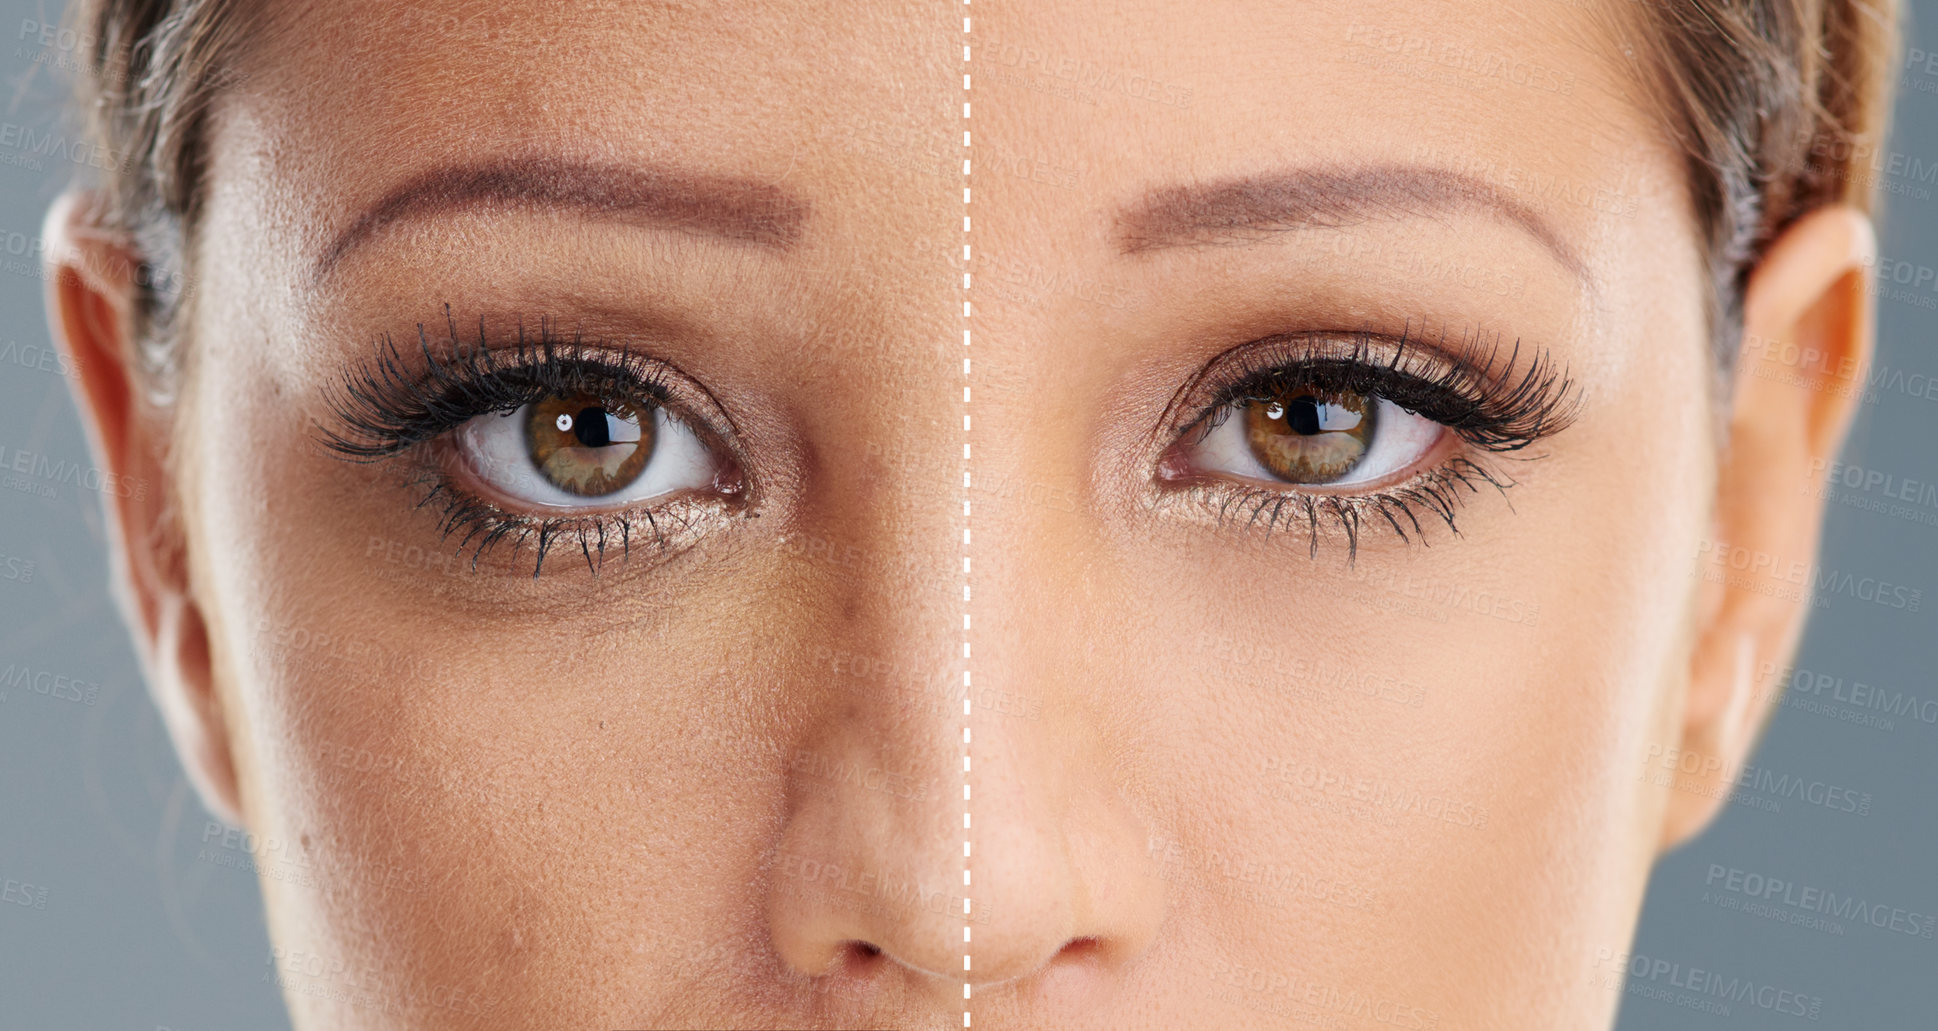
[175,0,1713,1027]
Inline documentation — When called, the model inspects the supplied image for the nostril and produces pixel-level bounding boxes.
[834,939,885,976]
[1057,936,1102,961]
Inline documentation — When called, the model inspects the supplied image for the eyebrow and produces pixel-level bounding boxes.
[314,159,808,280]
[1115,164,1589,284]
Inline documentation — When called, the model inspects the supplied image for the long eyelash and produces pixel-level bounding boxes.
[1194,457,1517,562]
[318,310,676,460]
[1180,324,1579,451]
[384,466,702,578]
[315,309,698,577]
[1170,324,1578,558]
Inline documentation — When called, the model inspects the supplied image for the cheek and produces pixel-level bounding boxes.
[180,352,821,1022]
[1078,341,1713,1019]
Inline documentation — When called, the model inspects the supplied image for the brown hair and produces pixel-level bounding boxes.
[68,0,251,400]
[68,0,1902,398]
[1621,0,1902,382]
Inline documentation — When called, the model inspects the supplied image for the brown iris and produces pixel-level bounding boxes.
[1242,385,1376,483]
[525,393,653,496]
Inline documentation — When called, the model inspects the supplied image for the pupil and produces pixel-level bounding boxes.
[1279,393,1362,436]
[1239,386,1375,485]
[522,394,654,498]
[1286,396,1323,435]
[572,407,611,448]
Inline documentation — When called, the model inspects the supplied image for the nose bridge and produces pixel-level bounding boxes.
[969,461,1170,958]
[957,267,1173,977]
[762,137,1170,997]
[762,412,1170,1013]
[760,361,974,980]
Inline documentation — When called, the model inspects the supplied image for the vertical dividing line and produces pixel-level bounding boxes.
[959,2,973,1027]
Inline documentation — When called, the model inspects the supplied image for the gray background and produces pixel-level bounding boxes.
[0,2,1934,1029]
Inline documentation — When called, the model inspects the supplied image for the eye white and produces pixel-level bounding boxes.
[453,403,714,509]
[1191,397,1443,488]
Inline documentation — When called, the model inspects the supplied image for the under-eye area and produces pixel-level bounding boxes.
[316,310,749,577]
[1152,325,1580,558]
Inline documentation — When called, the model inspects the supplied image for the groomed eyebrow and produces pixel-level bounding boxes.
[314,159,808,280]
[1116,164,1589,284]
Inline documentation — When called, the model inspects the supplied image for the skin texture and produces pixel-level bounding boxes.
[43,0,1877,1028]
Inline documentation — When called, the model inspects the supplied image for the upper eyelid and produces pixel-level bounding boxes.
[479,339,742,439]
[1191,360,1448,429]
[317,320,742,461]
[1162,328,1578,445]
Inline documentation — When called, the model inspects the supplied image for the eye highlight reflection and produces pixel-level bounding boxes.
[527,395,653,496]
[448,393,718,510]
[1191,383,1447,488]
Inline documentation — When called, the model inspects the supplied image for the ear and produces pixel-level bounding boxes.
[1661,205,1876,850]
[42,191,244,828]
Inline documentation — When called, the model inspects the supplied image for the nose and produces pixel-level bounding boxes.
[764,576,1164,1010]
[766,705,1166,1002]
[961,725,1168,985]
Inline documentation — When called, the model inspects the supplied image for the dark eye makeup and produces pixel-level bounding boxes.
[1157,325,1581,559]
[319,313,1579,579]
[317,311,744,578]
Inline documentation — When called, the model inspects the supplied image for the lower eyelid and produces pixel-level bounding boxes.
[1163,451,1517,560]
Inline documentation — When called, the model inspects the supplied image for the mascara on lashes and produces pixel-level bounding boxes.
[316,316,733,577]
[1164,327,1580,559]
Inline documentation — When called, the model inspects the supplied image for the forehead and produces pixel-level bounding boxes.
[220,1,951,273]
[236,1,1657,158]
[220,0,1687,306]
[971,0,1675,267]
[240,1,958,183]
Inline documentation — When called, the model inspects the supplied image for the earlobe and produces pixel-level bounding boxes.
[42,190,245,827]
[1661,205,1876,851]
[156,589,245,825]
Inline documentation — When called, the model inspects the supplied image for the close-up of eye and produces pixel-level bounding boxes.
[1187,382,1444,488]
[452,392,716,508]
[1159,332,1580,553]
[315,321,743,575]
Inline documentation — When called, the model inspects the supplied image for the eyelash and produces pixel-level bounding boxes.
[316,313,737,577]
[320,316,1571,573]
[1164,326,1580,559]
